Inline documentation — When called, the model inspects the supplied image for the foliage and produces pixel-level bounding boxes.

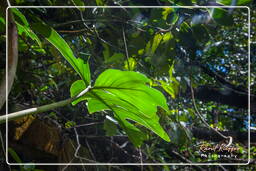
[0,0,255,170]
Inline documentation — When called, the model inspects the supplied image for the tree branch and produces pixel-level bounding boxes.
[191,127,255,143]
[0,10,18,110]
[0,85,91,124]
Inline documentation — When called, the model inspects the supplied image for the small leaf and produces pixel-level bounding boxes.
[160,80,176,99]
[72,0,85,11]
[70,80,87,105]
[145,33,163,56]
[8,148,22,163]
[16,22,42,47]
[105,53,124,64]
[11,8,29,26]
[96,0,105,5]
[124,58,136,71]
[11,9,42,47]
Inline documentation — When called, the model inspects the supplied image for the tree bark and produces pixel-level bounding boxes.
[0,9,18,110]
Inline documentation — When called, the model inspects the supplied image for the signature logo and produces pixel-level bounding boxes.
[199,143,240,159]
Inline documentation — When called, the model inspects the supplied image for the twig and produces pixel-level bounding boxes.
[171,150,204,171]
[139,148,143,171]
[219,165,228,171]
[73,127,97,163]
[58,28,88,33]
[61,157,75,171]
[85,139,97,162]
[190,83,233,146]
[68,121,103,129]
[122,26,131,70]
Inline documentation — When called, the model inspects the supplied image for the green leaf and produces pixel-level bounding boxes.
[160,80,176,99]
[216,0,252,5]
[86,69,170,146]
[16,22,42,47]
[167,122,191,146]
[96,0,105,6]
[211,8,234,26]
[8,148,22,163]
[71,0,85,12]
[162,8,174,20]
[31,23,90,85]
[70,80,87,105]
[11,8,29,26]
[105,53,124,64]
[0,17,5,33]
[124,58,136,71]
[104,118,118,136]
[11,8,42,47]
[8,148,25,171]
[145,33,163,56]
[159,65,179,99]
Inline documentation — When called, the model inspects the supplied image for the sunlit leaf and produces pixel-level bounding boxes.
[16,22,42,47]
[11,8,29,26]
[32,23,90,85]
[145,33,163,56]
[70,69,170,146]
[124,57,137,71]
[70,80,87,105]
[87,69,170,146]
[11,8,42,47]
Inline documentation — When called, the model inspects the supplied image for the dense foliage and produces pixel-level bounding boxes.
[0,0,255,170]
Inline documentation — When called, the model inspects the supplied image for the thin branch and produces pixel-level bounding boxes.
[73,127,97,163]
[58,28,88,33]
[67,121,104,129]
[170,150,204,171]
[122,26,130,70]
[190,83,233,145]
[139,148,143,171]
[61,157,75,171]
[0,85,91,124]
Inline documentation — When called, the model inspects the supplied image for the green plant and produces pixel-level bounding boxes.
[1,8,170,147]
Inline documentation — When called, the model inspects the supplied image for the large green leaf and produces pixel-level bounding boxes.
[70,69,170,146]
[31,23,90,86]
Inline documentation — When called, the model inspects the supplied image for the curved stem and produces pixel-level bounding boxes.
[0,85,91,124]
[189,81,233,145]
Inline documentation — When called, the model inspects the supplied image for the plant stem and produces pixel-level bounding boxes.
[0,85,91,124]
